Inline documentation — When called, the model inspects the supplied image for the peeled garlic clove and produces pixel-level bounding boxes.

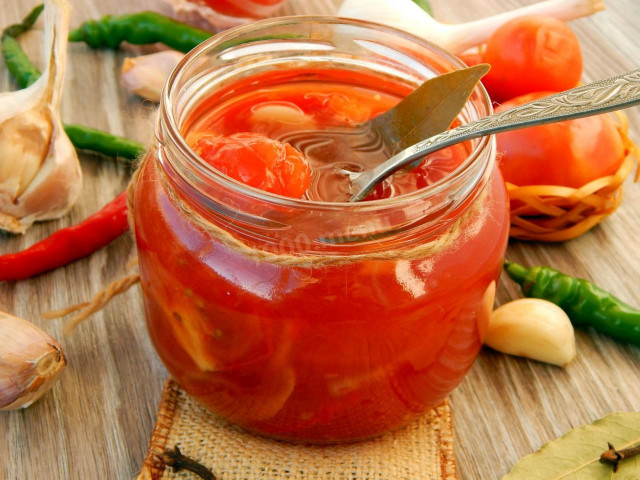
[0,0,81,234]
[121,50,185,102]
[250,102,313,126]
[485,298,576,367]
[0,311,66,410]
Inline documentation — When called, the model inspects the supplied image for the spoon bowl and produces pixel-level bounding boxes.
[351,64,490,156]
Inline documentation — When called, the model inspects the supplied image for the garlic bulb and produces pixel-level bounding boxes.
[0,0,81,234]
[121,50,185,102]
[0,311,66,410]
[337,0,604,54]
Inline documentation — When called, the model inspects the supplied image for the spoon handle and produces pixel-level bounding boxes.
[350,68,640,202]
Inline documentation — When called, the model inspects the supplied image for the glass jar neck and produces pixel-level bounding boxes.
[155,17,495,255]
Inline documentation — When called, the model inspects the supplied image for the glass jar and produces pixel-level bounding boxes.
[134,17,509,443]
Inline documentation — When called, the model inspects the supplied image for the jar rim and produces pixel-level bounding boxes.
[160,15,493,211]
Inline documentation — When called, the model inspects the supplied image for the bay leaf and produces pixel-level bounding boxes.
[503,412,640,480]
[369,63,490,154]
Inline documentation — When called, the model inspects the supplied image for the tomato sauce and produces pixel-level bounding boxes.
[185,75,472,202]
[134,69,510,442]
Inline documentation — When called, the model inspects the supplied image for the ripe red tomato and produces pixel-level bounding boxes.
[482,16,582,102]
[458,51,483,68]
[194,132,311,198]
[496,92,625,188]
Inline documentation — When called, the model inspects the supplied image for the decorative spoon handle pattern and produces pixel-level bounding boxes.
[350,68,640,202]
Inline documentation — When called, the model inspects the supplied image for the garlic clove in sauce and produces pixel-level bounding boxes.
[0,311,66,411]
[0,0,81,234]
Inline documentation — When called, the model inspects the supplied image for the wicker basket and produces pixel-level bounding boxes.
[507,111,639,242]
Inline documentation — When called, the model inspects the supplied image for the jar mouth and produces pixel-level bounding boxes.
[161,15,493,211]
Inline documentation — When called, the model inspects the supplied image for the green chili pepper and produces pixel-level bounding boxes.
[2,35,41,88]
[64,124,145,160]
[2,4,145,161]
[68,11,212,53]
[411,0,433,15]
[1,4,44,88]
[2,3,43,38]
[505,261,640,347]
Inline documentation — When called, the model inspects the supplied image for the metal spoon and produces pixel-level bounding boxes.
[349,68,640,202]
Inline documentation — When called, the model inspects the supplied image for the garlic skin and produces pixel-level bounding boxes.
[0,311,66,411]
[164,0,284,31]
[121,50,185,102]
[0,0,81,234]
[485,298,576,367]
[337,0,604,54]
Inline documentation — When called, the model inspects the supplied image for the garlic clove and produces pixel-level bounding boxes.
[121,50,185,102]
[485,298,576,367]
[0,311,66,411]
[0,0,81,234]
[250,102,314,126]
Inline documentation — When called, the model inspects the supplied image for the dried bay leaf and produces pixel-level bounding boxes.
[503,412,640,480]
[368,63,490,154]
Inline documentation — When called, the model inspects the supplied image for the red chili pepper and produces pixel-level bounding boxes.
[0,191,129,281]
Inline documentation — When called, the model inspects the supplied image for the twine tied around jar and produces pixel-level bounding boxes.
[44,153,490,333]
[155,161,490,268]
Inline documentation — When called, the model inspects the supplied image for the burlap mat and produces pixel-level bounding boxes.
[137,378,458,480]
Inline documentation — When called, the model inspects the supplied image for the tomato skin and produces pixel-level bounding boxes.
[496,92,625,187]
[482,16,582,102]
[194,132,310,198]
[457,51,483,67]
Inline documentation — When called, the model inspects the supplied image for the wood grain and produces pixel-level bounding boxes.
[0,0,638,479]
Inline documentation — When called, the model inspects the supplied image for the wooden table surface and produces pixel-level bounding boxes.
[1,0,639,478]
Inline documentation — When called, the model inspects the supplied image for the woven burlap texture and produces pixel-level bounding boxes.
[138,378,458,480]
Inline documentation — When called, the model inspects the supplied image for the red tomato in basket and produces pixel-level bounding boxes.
[482,16,582,102]
[496,92,625,187]
[194,132,311,198]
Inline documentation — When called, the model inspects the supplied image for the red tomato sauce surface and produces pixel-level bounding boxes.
[185,76,472,202]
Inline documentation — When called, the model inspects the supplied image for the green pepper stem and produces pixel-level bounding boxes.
[2,4,43,38]
[504,261,528,285]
